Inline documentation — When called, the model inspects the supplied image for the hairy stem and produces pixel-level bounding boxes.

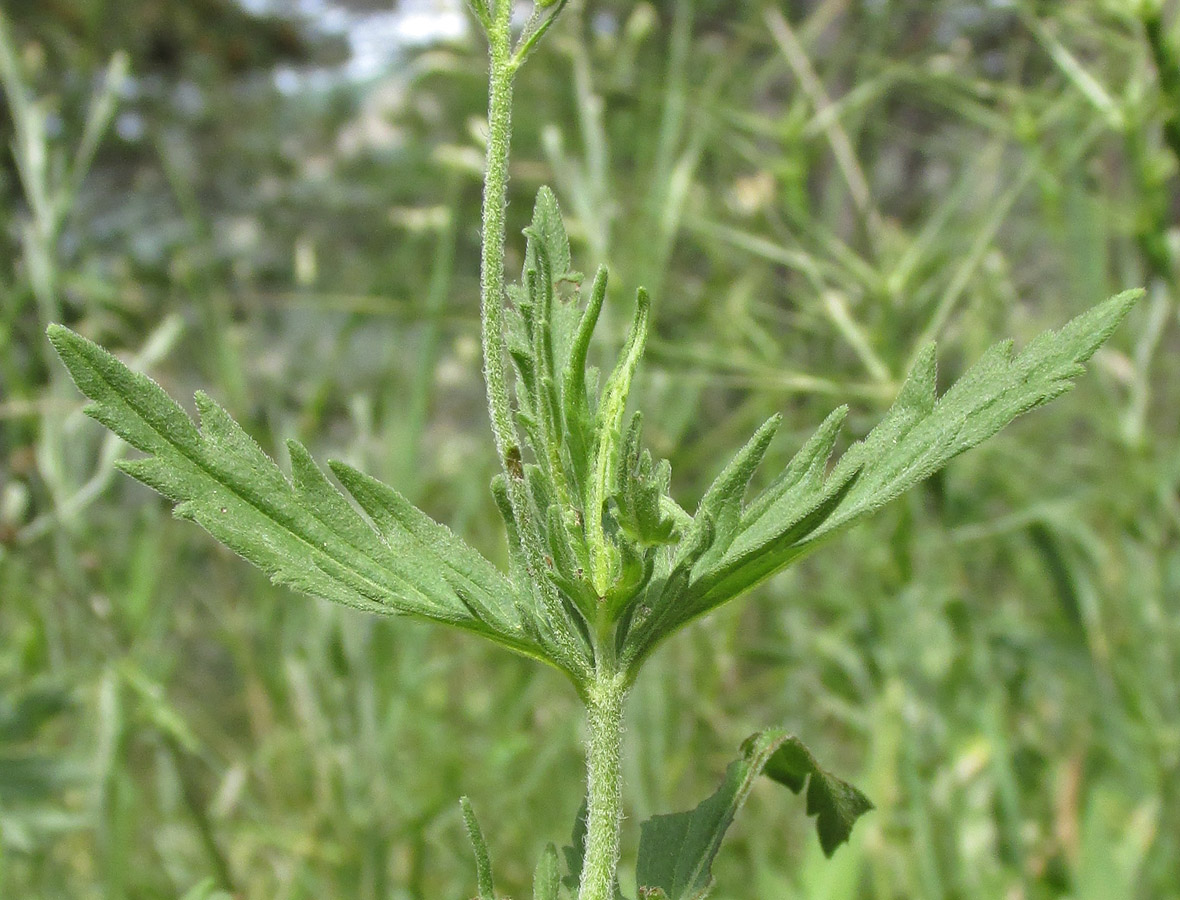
[476,10,618,888]
[578,671,627,900]
[477,6,589,678]
[480,8,519,476]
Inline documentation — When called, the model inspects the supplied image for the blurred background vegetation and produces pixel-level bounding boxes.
[0,1,1178,898]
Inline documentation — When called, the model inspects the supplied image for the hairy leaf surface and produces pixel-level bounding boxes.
[47,325,548,664]
[533,843,563,900]
[461,796,496,900]
[623,289,1140,665]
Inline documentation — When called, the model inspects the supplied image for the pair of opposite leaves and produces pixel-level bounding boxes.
[47,187,1139,881]
[46,186,1139,681]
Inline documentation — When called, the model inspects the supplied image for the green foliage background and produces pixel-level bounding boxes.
[1,1,1178,897]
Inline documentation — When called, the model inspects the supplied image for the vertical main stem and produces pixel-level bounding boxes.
[579,672,627,900]
[476,8,588,679]
[479,11,519,474]
[476,15,624,894]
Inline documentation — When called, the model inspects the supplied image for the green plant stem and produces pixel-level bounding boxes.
[475,9,628,891]
[579,671,627,900]
[477,5,588,678]
[479,8,520,483]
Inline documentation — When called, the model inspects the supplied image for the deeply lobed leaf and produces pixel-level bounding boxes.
[750,730,874,857]
[621,289,1141,668]
[49,182,1140,693]
[46,325,557,669]
[634,730,871,900]
[807,290,1142,541]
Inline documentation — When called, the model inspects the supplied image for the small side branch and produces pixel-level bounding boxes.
[512,0,572,71]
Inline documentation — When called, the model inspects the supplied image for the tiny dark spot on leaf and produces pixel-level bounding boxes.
[506,446,524,479]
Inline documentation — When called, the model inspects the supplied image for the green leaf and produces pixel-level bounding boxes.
[513,187,583,459]
[461,796,496,900]
[587,287,651,596]
[635,762,746,900]
[511,0,573,77]
[688,413,781,569]
[526,185,575,287]
[617,414,783,660]
[739,404,849,536]
[563,265,608,495]
[491,474,530,589]
[612,413,678,548]
[749,730,874,857]
[806,289,1141,542]
[46,325,549,667]
[669,471,858,633]
[560,800,587,894]
[638,289,1140,651]
[634,730,870,900]
[327,459,524,637]
[533,843,562,900]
